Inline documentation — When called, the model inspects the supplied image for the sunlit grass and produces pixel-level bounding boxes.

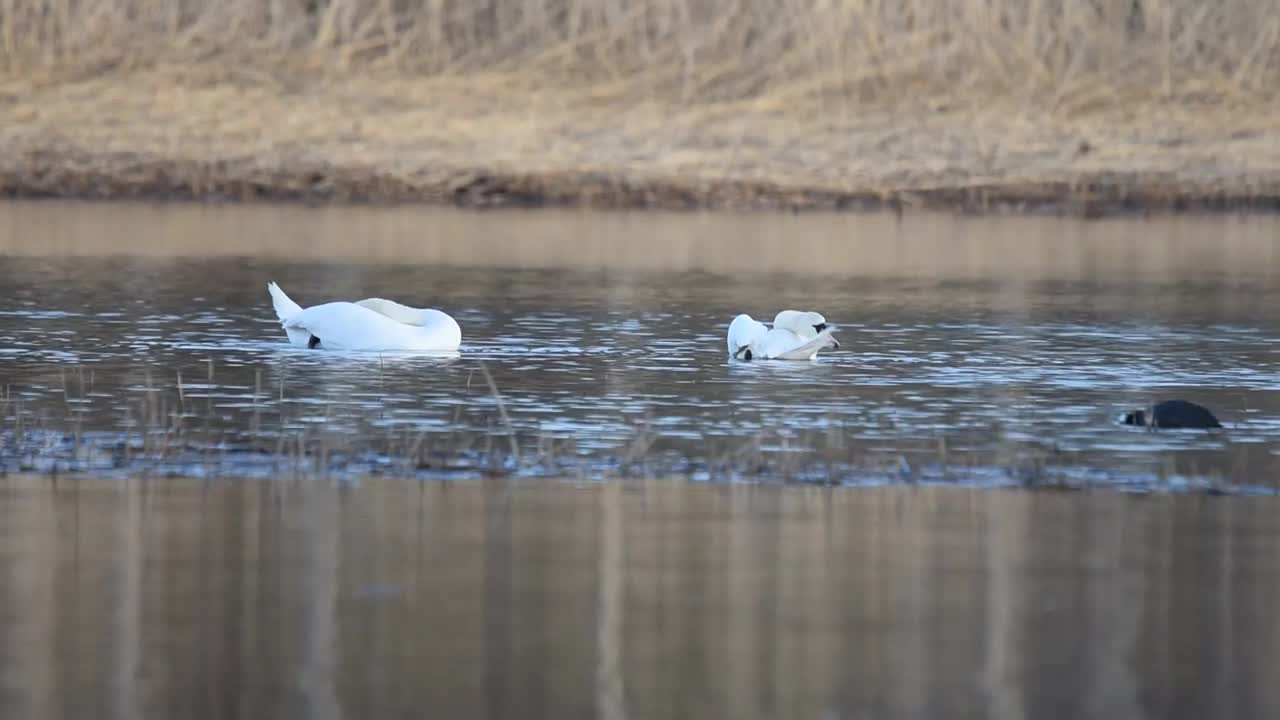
[2,0,1276,111]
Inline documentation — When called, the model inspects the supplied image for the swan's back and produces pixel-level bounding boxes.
[356,299,461,349]
[356,298,425,325]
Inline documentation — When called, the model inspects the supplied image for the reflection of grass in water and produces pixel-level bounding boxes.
[0,361,1250,493]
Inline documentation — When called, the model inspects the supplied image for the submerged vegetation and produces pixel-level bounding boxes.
[0,360,1257,493]
[0,1,1277,210]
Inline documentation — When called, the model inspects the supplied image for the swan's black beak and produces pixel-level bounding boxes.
[830,336,841,349]
[813,323,828,332]
[733,346,753,361]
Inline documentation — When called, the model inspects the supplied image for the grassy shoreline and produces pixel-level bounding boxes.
[5,144,1280,215]
[2,0,1278,214]
[1,68,1277,215]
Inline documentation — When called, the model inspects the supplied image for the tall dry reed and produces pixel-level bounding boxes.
[1,0,1276,112]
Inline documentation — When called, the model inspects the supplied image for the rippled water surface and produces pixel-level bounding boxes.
[2,201,1280,487]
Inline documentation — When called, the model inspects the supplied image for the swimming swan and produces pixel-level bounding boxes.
[727,310,840,360]
[267,282,462,352]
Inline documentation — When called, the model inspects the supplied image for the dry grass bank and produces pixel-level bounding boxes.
[0,0,1278,212]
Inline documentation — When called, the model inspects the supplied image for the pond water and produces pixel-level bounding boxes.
[1,477,1278,720]
[3,203,1280,718]
[2,201,1280,487]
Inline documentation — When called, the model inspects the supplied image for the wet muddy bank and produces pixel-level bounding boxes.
[3,148,1279,216]
[3,69,1277,217]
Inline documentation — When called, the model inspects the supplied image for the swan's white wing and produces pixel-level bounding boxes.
[753,328,802,359]
[283,302,436,351]
[756,328,839,360]
[727,314,769,358]
[770,329,839,360]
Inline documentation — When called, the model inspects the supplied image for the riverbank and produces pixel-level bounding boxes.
[2,68,1277,215]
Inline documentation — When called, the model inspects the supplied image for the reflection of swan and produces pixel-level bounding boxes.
[727,310,840,361]
[268,282,461,352]
[263,347,461,370]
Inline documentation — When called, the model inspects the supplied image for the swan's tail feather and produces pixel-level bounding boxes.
[267,282,303,322]
[267,282,312,348]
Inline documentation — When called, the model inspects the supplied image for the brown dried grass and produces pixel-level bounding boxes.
[0,1,1277,210]
[5,0,1278,105]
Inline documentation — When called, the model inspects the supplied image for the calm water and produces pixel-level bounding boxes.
[2,201,1280,486]
[1,477,1278,720]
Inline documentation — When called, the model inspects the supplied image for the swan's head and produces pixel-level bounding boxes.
[774,310,839,348]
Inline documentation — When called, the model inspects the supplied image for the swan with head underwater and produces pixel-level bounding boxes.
[727,310,840,360]
[267,282,461,352]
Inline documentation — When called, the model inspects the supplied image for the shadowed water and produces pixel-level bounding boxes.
[1,477,1278,720]
[2,201,1280,486]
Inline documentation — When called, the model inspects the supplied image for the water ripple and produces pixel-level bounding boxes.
[2,258,1279,487]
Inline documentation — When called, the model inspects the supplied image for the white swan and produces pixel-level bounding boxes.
[267,282,462,352]
[727,310,840,361]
